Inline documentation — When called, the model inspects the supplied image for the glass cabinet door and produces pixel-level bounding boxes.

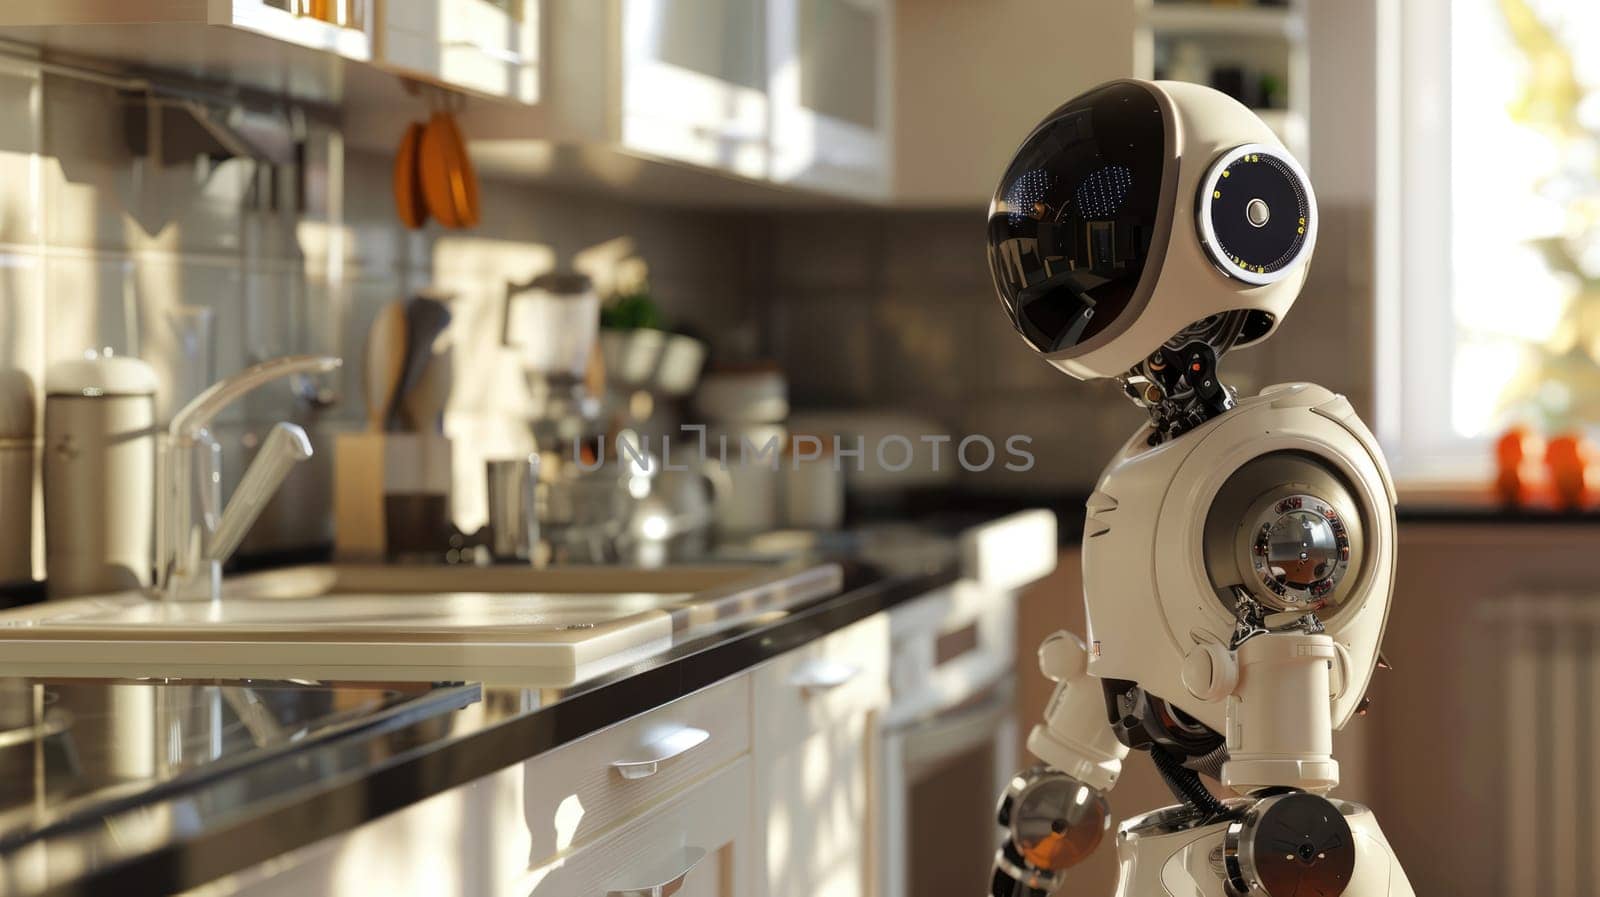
[769,0,890,197]
[621,0,770,178]
[798,0,879,130]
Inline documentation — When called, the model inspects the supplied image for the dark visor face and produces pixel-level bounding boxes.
[986,82,1166,355]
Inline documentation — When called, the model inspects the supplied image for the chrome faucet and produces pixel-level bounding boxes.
[157,355,342,601]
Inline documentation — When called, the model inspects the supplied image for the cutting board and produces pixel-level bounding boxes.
[0,591,682,685]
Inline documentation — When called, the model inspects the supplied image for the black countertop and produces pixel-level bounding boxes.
[1394,504,1600,526]
[0,550,960,897]
[862,489,1600,543]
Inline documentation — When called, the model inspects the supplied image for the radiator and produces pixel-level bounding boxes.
[1484,595,1600,897]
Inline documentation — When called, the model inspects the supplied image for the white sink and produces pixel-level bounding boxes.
[0,563,842,685]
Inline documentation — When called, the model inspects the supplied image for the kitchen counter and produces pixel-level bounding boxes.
[869,489,1600,545]
[0,537,972,897]
[1394,504,1600,525]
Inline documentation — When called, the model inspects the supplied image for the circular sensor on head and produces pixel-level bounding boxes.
[1197,143,1316,285]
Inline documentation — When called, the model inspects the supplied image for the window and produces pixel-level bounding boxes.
[1385,0,1600,480]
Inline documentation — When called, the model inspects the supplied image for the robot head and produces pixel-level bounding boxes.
[985,80,1318,381]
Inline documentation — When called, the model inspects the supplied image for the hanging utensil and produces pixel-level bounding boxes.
[400,348,452,433]
[392,295,452,430]
[439,110,480,227]
[364,301,408,432]
[417,114,459,229]
[393,121,428,230]
[418,110,479,229]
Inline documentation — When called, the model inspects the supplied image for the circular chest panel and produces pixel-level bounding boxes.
[1249,493,1351,610]
[1197,143,1316,285]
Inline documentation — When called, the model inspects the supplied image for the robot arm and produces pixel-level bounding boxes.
[1027,632,1128,790]
[990,632,1127,896]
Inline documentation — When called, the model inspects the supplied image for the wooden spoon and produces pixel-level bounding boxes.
[364,301,408,432]
[393,122,428,230]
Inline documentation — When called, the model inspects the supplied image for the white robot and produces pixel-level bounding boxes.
[985,80,1416,896]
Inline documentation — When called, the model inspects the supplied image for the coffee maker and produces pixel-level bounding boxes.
[498,272,638,564]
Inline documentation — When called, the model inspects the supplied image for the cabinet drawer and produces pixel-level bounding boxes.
[523,673,749,868]
[522,755,753,897]
[753,614,888,747]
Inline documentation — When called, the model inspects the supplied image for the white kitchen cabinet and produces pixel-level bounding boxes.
[755,715,878,897]
[521,674,750,867]
[13,0,893,202]
[544,0,896,196]
[0,0,541,104]
[235,1,373,57]
[544,0,771,180]
[168,611,898,897]
[751,613,890,897]
[0,1,374,58]
[377,0,540,103]
[524,756,754,897]
[181,678,753,897]
[768,0,893,199]
[622,0,770,178]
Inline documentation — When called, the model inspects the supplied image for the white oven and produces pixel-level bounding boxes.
[881,579,1021,897]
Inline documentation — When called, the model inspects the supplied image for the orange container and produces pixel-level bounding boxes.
[1494,426,1542,507]
[1546,432,1595,510]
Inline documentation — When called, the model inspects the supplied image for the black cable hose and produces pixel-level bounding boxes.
[1149,746,1228,820]
[989,843,1051,897]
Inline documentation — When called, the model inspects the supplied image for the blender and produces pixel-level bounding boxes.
[500,273,639,563]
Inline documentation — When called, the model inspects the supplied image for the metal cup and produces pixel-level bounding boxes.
[486,455,540,562]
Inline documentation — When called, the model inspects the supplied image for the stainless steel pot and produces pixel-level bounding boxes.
[43,355,158,598]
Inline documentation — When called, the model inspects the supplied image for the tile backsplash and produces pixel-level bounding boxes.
[0,60,759,580]
[756,204,1378,494]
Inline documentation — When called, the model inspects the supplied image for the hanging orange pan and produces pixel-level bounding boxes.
[419,111,480,229]
[393,121,429,230]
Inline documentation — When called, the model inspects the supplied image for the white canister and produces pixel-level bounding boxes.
[43,355,158,598]
[695,366,788,424]
[704,422,786,536]
[783,449,845,530]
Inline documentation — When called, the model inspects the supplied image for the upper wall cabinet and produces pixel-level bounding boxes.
[0,0,904,204]
[543,0,890,197]
[378,0,540,104]
[622,0,769,179]
[768,0,892,199]
[6,0,538,105]
[0,1,539,137]
[0,1,376,63]
[543,0,769,182]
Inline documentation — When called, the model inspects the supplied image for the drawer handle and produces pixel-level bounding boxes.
[610,726,710,781]
[789,659,861,694]
[604,845,706,897]
[442,40,527,66]
[690,123,765,144]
